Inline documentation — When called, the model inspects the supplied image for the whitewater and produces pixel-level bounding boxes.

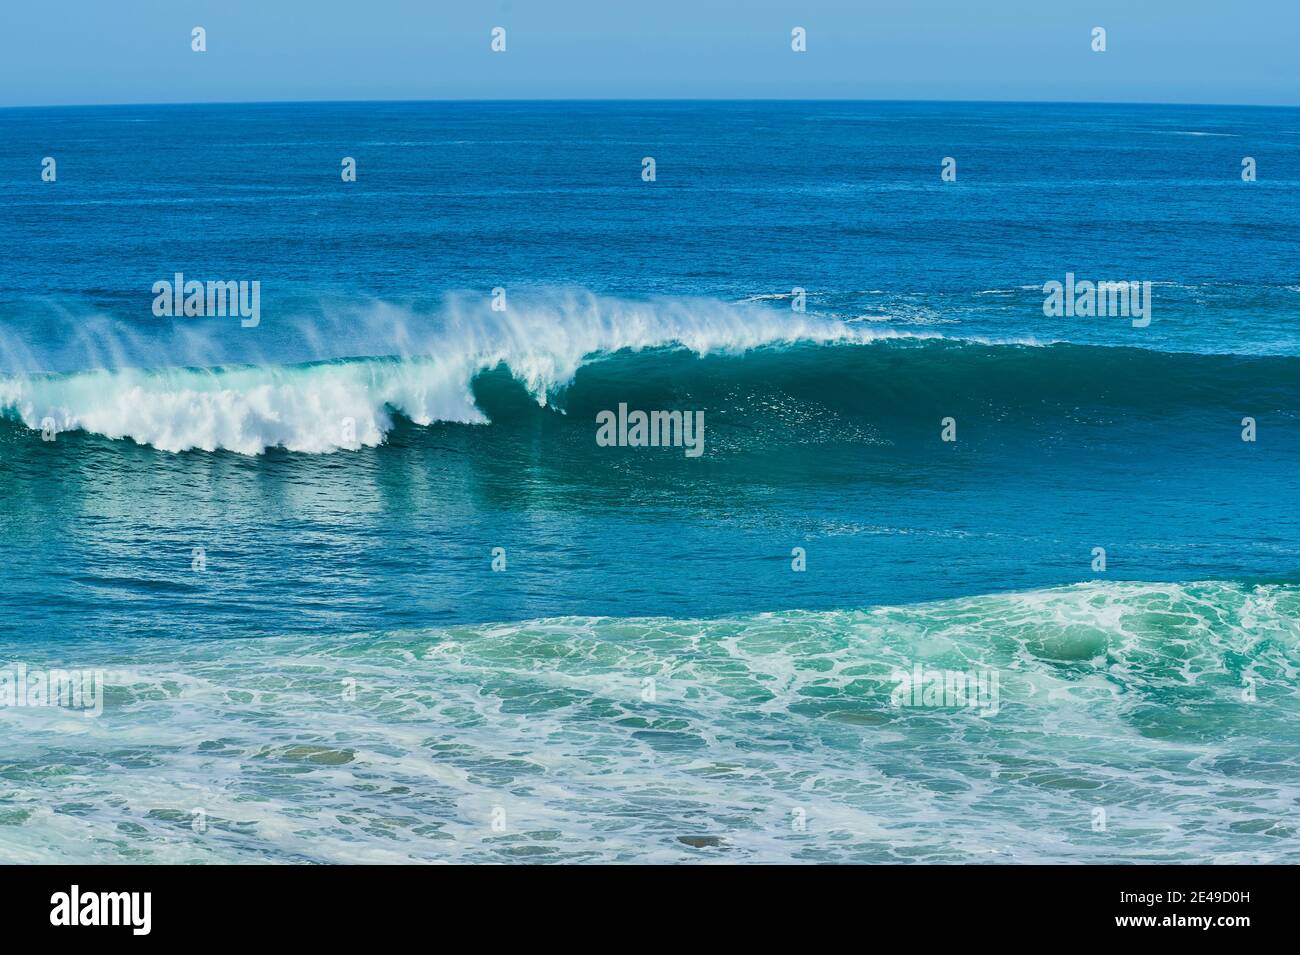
[2,579,1296,863]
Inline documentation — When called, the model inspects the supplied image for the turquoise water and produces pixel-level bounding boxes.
[0,101,1298,862]
[2,581,1296,863]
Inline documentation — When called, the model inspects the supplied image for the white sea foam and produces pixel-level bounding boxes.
[1,579,1294,863]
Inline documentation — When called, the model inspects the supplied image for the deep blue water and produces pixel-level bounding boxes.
[0,102,1297,863]
[1,100,1298,637]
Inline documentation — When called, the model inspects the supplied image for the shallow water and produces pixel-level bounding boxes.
[2,581,1296,863]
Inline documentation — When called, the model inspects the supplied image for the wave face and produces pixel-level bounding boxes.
[2,292,1296,455]
[2,580,1296,863]
[2,291,1296,637]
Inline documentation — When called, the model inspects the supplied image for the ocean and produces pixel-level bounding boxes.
[0,100,1297,862]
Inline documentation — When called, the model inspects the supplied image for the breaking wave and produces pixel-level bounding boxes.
[0,290,1293,455]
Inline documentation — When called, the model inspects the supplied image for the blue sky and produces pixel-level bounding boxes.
[1,0,1296,107]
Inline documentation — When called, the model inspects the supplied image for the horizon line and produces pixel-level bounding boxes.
[3,95,1298,112]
